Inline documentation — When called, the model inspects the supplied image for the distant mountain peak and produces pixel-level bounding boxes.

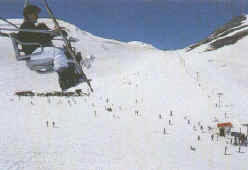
[187,14,248,52]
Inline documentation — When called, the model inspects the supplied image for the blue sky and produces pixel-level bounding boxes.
[1,0,247,49]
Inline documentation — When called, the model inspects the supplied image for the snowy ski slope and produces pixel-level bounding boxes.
[0,18,247,170]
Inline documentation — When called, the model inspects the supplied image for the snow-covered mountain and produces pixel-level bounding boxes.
[184,15,248,123]
[0,17,247,170]
[187,14,248,52]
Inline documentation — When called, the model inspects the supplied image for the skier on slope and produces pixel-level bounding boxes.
[17,4,83,91]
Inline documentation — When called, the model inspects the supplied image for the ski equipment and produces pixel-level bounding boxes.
[42,0,93,92]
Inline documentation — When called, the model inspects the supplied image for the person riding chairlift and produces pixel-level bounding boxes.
[18,4,83,91]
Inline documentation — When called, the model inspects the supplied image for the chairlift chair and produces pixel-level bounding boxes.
[0,0,93,92]
[2,19,81,73]
[9,32,55,73]
[9,32,81,71]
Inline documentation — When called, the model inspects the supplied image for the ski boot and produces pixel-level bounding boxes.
[58,63,85,91]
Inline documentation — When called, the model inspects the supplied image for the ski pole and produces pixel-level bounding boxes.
[42,0,94,92]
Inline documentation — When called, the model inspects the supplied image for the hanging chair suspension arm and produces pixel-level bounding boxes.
[0,17,19,28]
[0,27,55,34]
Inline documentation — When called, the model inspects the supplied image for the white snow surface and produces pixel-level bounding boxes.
[127,41,156,49]
[0,18,248,170]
